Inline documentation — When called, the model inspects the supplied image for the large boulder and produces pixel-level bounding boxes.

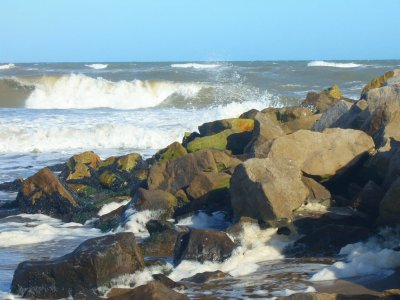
[148,149,240,194]
[267,129,375,180]
[16,167,78,220]
[11,233,145,299]
[312,100,353,132]
[198,118,254,136]
[60,151,101,182]
[352,180,384,219]
[230,158,309,222]
[361,69,400,99]
[151,141,187,163]
[244,112,285,158]
[135,188,177,220]
[174,229,235,264]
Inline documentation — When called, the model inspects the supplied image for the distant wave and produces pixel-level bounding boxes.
[0,63,15,70]
[307,61,364,68]
[171,63,221,69]
[85,63,108,70]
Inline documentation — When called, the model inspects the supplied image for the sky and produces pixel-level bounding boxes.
[1,0,399,62]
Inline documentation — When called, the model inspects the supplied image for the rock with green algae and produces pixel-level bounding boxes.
[61,151,101,182]
[152,141,187,163]
[361,69,400,98]
[302,85,344,113]
[325,84,342,100]
[198,118,254,136]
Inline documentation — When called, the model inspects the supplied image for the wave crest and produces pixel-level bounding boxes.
[307,61,364,68]
[171,63,221,69]
[0,63,15,70]
[85,64,108,70]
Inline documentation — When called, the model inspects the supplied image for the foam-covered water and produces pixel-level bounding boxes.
[307,61,365,68]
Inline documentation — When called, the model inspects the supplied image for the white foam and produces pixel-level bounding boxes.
[307,61,364,68]
[20,74,203,109]
[0,214,100,247]
[176,211,231,230]
[116,209,163,239]
[310,227,400,281]
[171,63,221,69]
[169,223,291,281]
[98,200,130,216]
[85,63,108,70]
[0,63,15,70]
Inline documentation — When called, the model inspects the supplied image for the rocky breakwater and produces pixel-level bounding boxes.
[4,70,400,298]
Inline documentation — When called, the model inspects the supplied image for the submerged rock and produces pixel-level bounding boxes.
[174,229,236,264]
[11,232,144,299]
[107,281,188,300]
[17,167,78,220]
[182,270,228,284]
[230,158,309,222]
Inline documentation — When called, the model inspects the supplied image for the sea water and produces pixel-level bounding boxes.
[1,61,400,298]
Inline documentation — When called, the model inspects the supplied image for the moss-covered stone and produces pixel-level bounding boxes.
[186,130,233,153]
[198,118,254,136]
[97,157,118,170]
[361,70,396,98]
[66,151,100,170]
[99,171,118,189]
[66,162,91,181]
[116,153,141,172]
[154,142,187,162]
[324,84,342,100]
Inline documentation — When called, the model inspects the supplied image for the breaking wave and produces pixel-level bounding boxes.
[0,63,15,70]
[171,63,221,69]
[307,61,364,68]
[85,63,108,70]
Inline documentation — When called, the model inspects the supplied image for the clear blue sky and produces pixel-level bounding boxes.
[1,0,399,62]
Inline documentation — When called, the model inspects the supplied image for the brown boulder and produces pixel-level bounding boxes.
[230,158,309,222]
[182,270,228,284]
[147,149,240,194]
[11,233,144,299]
[135,188,177,220]
[17,167,78,220]
[174,229,235,264]
[352,180,384,218]
[302,177,331,204]
[268,129,375,180]
[198,118,254,136]
[301,85,343,113]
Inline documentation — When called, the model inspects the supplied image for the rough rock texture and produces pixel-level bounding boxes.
[152,141,187,163]
[198,118,254,136]
[147,149,240,194]
[174,229,235,264]
[230,158,309,222]
[312,100,353,132]
[361,69,400,99]
[182,270,228,284]
[301,85,343,113]
[302,176,331,204]
[352,180,384,218]
[244,112,285,158]
[17,167,78,220]
[11,233,144,299]
[291,224,370,256]
[107,281,188,300]
[268,129,375,179]
[135,188,177,220]
[278,293,380,300]
[283,114,321,133]
[379,177,400,225]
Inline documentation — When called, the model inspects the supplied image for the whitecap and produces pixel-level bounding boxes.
[0,63,15,70]
[85,63,108,70]
[307,61,364,68]
[171,63,221,69]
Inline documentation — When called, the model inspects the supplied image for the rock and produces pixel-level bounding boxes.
[301,85,343,113]
[226,216,259,240]
[302,177,331,204]
[361,69,400,99]
[290,224,370,256]
[267,129,375,180]
[11,232,144,299]
[277,293,380,300]
[379,177,400,225]
[244,112,285,158]
[174,229,235,264]
[148,149,240,194]
[140,228,183,257]
[97,153,147,191]
[182,270,228,284]
[107,281,188,300]
[146,219,176,235]
[152,274,183,289]
[181,171,231,214]
[239,108,259,119]
[283,114,321,133]
[312,100,353,132]
[0,178,23,192]
[135,188,177,220]
[230,158,309,222]
[198,118,254,136]
[152,142,187,163]
[61,151,101,181]
[352,180,384,218]
[16,167,78,220]
[94,204,126,232]
[363,102,400,147]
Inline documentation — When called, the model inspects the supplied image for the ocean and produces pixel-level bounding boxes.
[1,60,400,298]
